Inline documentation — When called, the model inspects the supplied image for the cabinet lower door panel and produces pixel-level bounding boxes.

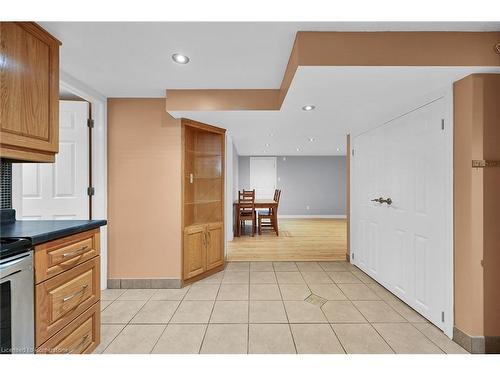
[206,222,224,271]
[183,225,207,279]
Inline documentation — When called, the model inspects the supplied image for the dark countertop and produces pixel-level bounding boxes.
[0,219,107,245]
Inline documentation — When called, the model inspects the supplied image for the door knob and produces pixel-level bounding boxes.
[371,197,392,205]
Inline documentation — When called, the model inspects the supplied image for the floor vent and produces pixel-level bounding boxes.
[305,294,327,307]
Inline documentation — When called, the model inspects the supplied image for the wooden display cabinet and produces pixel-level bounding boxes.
[182,118,226,284]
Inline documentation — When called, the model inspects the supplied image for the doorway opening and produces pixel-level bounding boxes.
[229,154,348,261]
[11,75,108,288]
[13,90,92,220]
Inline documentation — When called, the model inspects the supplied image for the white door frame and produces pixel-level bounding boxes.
[60,71,108,289]
[350,87,454,338]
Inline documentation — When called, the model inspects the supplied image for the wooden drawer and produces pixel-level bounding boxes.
[35,229,100,283]
[36,257,100,347]
[37,302,100,354]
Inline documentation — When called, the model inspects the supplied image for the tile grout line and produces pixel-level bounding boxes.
[317,265,392,353]
[369,323,401,354]
[198,272,224,354]
[100,263,453,354]
[100,290,150,353]
[97,293,129,354]
[246,276,250,354]
[341,275,444,354]
[314,292,348,354]
[98,323,128,354]
[377,322,445,354]
[347,295,397,354]
[246,264,252,354]
[275,264,298,354]
[351,298,407,324]
[305,263,349,354]
[149,289,187,354]
[337,275,409,354]
[107,289,157,353]
[409,322,457,354]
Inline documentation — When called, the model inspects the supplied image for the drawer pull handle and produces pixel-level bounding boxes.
[63,245,89,258]
[63,285,88,302]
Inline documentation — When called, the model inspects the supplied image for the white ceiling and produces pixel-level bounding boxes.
[172,66,500,155]
[41,22,500,97]
[41,22,500,155]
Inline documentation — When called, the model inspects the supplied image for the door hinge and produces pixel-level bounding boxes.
[441,311,445,322]
[351,149,355,156]
[87,187,95,196]
[87,118,94,128]
[441,119,445,130]
[351,253,354,260]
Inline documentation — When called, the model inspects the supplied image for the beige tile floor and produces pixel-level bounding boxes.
[96,261,468,354]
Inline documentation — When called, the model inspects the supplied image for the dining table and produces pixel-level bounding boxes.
[233,199,278,237]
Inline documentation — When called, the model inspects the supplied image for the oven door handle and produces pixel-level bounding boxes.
[0,253,32,279]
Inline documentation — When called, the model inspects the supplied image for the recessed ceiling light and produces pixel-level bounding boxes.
[265,143,270,147]
[337,147,340,152]
[302,105,316,111]
[296,147,301,151]
[172,53,190,64]
[309,137,315,142]
[269,133,274,137]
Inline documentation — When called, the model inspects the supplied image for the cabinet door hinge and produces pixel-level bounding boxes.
[87,187,95,196]
[87,118,94,128]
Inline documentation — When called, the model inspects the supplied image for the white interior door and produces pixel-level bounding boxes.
[14,101,90,220]
[250,157,277,199]
[352,97,452,334]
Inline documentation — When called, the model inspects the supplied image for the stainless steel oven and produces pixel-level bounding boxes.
[0,240,34,354]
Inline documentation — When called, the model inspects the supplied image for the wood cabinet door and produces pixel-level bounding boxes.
[183,225,207,279]
[0,22,60,161]
[206,222,224,271]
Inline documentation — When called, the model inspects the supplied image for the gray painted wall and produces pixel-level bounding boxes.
[238,156,250,191]
[238,156,346,215]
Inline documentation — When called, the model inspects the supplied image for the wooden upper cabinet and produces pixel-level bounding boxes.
[0,22,61,162]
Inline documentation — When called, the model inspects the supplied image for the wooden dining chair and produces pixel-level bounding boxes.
[258,189,281,236]
[238,189,256,236]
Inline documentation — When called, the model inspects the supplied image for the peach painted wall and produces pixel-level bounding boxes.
[454,74,500,338]
[454,76,484,336]
[107,98,182,279]
[481,75,500,337]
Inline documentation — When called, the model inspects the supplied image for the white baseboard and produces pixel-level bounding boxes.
[278,215,347,219]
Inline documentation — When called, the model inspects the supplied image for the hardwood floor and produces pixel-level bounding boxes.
[227,218,347,262]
